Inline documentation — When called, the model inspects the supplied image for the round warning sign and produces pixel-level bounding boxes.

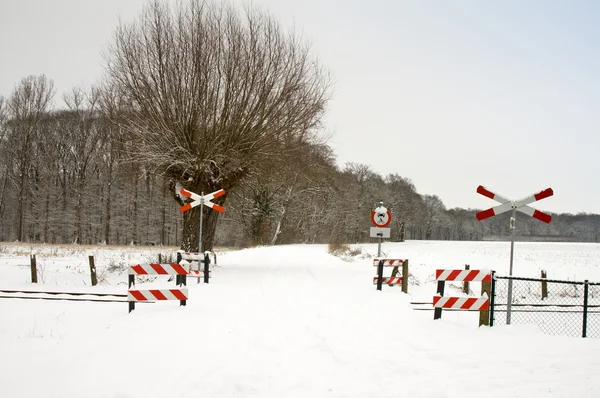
[371,206,391,227]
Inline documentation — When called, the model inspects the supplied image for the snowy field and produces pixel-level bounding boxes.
[1,240,600,398]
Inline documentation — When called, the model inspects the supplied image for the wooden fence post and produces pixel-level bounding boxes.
[402,260,409,293]
[541,270,548,300]
[480,279,491,326]
[463,264,470,294]
[89,256,98,286]
[30,255,37,283]
[158,253,162,264]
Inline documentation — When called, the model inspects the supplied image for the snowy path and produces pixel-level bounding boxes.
[1,244,600,397]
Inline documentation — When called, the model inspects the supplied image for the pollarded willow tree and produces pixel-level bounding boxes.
[104,0,331,251]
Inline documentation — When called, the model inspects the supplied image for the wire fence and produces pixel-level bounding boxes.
[493,275,600,338]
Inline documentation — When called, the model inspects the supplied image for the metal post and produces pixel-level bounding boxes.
[583,280,589,338]
[199,193,204,253]
[198,193,204,284]
[490,271,496,327]
[507,208,516,325]
[377,236,382,257]
[376,260,383,291]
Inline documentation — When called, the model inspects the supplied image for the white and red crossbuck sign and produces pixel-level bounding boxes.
[179,188,225,213]
[475,185,553,223]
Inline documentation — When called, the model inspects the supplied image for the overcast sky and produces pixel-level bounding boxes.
[1,0,598,215]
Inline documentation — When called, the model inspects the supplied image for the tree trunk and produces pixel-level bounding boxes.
[182,204,221,252]
[17,169,26,241]
[132,169,139,244]
[75,188,83,244]
[160,178,167,245]
[43,192,50,243]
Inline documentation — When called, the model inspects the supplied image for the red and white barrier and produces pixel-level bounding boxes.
[433,268,492,322]
[372,277,402,285]
[128,288,189,301]
[128,263,189,313]
[435,269,491,282]
[373,259,405,267]
[433,294,489,310]
[129,263,189,275]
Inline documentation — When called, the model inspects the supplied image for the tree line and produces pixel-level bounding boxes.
[1,0,599,248]
[0,80,598,247]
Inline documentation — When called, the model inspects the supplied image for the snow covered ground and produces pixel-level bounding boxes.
[1,240,600,398]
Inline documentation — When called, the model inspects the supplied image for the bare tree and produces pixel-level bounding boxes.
[5,75,55,241]
[103,0,331,251]
[62,86,102,243]
[0,95,8,228]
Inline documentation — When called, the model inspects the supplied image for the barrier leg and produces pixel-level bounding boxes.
[376,260,383,291]
[204,253,210,284]
[180,275,187,307]
[434,281,445,320]
[128,274,135,313]
[402,260,409,293]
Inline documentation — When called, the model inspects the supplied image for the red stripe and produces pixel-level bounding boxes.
[433,296,441,306]
[150,290,168,300]
[534,188,553,201]
[464,270,480,281]
[435,270,443,279]
[213,189,226,198]
[481,273,492,282]
[476,208,495,221]
[131,265,147,275]
[478,300,489,310]
[180,203,192,213]
[150,264,168,275]
[171,289,188,300]
[171,264,188,275]
[444,297,459,308]
[212,204,225,213]
[532,210,552,224]
[180,189,193,198]
[129,290,147,301]
[460,298,477,309]
[447,270,462,281]
[476,185,495,200]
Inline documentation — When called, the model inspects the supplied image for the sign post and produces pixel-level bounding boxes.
[475,185,553,324]
[179,188,225,283]
[371,202,391,257]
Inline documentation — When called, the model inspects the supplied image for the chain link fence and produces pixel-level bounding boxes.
[492,275,600,338]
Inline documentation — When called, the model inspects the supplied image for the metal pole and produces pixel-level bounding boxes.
[198,193,204,285]
[377,236,382,257]
[506,208,516,325]
[583,280,589,338]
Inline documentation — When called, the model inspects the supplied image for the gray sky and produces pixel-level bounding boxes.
[1,0,599,215]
